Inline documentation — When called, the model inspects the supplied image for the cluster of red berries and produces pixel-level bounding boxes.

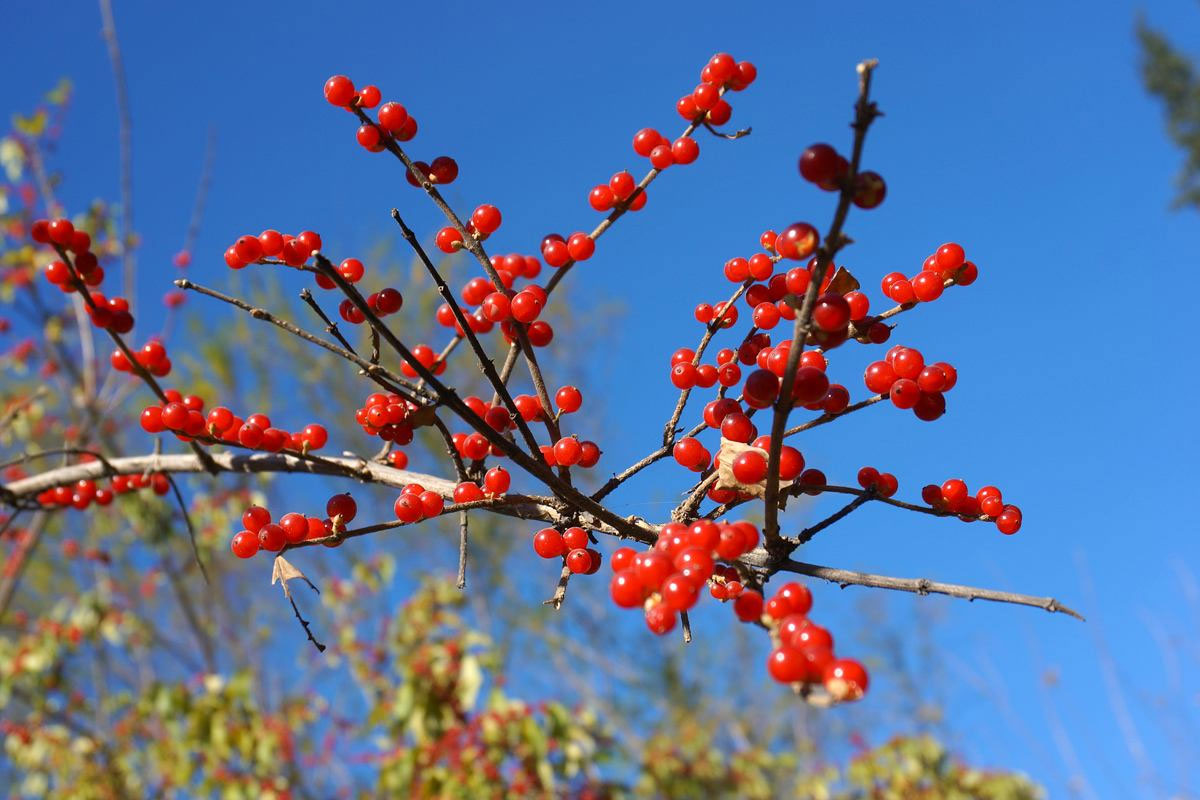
[34,471,177,511]
[680,52,755,115]
[324,75,468,190]
[605,519,760,635]
[540,436,601,469]
[434,204,503,252]
[32,218,135,333]
[863,345,956,420]
[222,229,322,270]
[539,231,596,267]
[798,142,886,210]
[921,479,1023,535]
[532,526,602,574]
[355,392,418,445]
[140,389,328,453]
[881,241,978,305]
[398,343,449,378]
[427,258,546,340]
[230,494,357,558]
[392,482,447,523]
[323,75,418,146]
[404,156,457,188]
[586,171,649,214]
[336,287,402,324]
[735,581,869,700]
[855,466,899,497]
[630,127,699,172]
[450,466,511,502]
[110,339,171,378]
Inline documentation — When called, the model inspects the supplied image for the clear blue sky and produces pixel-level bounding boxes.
[4,1,1198,796]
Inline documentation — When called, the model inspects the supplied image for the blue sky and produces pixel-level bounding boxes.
[4,0,1199,796]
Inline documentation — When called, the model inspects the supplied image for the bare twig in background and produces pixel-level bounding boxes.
[98,0,137,307]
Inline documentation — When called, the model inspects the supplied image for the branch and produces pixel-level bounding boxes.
[745,554,1085,621]
[792,489,873,546]
[456,511,469,589]
[763,59,880,548]
[0,452,635,538]
[176,278,427,403]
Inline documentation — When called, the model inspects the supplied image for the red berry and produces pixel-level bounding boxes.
[812,292,850,332]
[864,361,897,394]
[671,136,699,164]
[258,523,286,552]
[852,171,887,209]
[731,451,767,484]
[775,223,819,261]
[326,493,357,524]
[230,531,258,559]
[555,385,582,413]
[280,513,309,544]
[567,233,595,261]
[733,590,764,622]
[632,128,662,157]
[649,144,674,170]
[912,270,945,302]
[824,659,869,700]
[323,75,355,107]
[566,548,592,574]
[798,144,840,185]
[589,185,615,212]
[378,102,409,133]
[645,602,676,635]
[532,528,564,558]
[471,205,502,236]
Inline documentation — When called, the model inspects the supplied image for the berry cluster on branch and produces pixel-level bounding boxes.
[0,53,1082,707]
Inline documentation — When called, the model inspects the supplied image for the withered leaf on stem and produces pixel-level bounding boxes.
[272,554,320,601]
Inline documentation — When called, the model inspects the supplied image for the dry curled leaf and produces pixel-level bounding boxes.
[272,554,320,600]
[825,265,860,295]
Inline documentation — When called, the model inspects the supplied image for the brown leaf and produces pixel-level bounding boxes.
[826,266,860,295]
[272,555,319,601]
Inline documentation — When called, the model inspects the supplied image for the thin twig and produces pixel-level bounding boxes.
[792,489,874,546]
[298,288,358,356]
[287,593,326,652]
[98,0,136,307]
[0,511,46,621]
[165,474,209,584]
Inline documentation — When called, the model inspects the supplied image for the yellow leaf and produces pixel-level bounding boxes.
[12,111,47,138]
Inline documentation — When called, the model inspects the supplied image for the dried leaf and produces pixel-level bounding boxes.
[715,438,770,497]
[826,266,860,295]
[271,554,319,601]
